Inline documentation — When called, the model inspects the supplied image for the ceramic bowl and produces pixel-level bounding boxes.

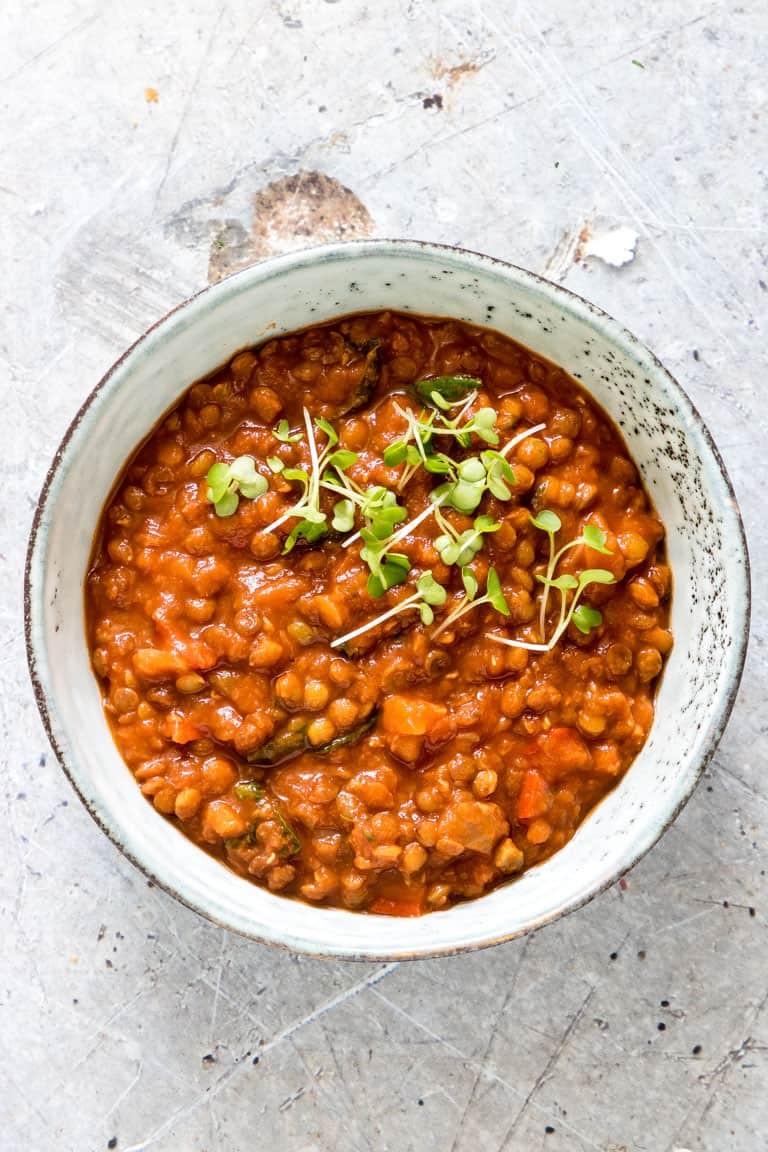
[25,240,750,959]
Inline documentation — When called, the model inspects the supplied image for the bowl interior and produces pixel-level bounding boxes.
[27,241,749,959]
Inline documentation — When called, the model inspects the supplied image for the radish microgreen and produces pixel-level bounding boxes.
[431,567,510,640]
[262,408,359,552]
[529,509,613,641]
[331,572,447,648]
[487,511,615,651]
[434,508,500,567]
[205,456,268,517]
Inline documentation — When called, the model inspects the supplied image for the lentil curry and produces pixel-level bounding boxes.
[87,311,671,916]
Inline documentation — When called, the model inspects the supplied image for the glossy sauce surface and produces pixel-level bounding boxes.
[87,311,671,915]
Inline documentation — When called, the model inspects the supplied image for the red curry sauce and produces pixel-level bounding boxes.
[86,311,671,915]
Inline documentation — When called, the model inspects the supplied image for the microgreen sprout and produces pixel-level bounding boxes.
[330,572,447,649]
[431,566,510,640]
[529,510,613,641]
[434,508,500,567]
[413,375,481,407]
[486,511,615,652]
[355,496,447,595]
[262,408,359,552]
[272,419,302,444]
[205,456,268,517]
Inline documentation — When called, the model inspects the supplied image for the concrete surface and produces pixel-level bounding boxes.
[1,2,766,1149]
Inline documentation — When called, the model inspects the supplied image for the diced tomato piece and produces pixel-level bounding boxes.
[381,695,447,736]
[132,648,189,679]
[368,897,424,917]
[529,727,590,782]
[517,770,553,821]
[163,711,202,744]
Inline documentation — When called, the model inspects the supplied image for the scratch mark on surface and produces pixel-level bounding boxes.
[448,935,533,1152]
[121,961,399,1152]
[0,10,100,86]
[650,906,720,938]
[483,3,753,358]
[370,986,603,1151]
[153,4,227,207]
[499,984,597,1147]
[103,1061,143,1120]
[209,931,227,1040]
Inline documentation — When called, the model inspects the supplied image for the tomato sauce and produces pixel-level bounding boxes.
[87,311,671,914]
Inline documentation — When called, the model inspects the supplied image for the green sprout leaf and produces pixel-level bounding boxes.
[332,499,356,533]
[572,604,603,634]
[413,375,481,406]
[578,568,616,588]
[461,567,478,600]
[205,455,268,517]
[283,518,327,554]
[431,565,509,640]
[536,572,579,591]
[486,568,510,616]
[429,390,454,411]
[531,509,562,534]
[266,456,285,473]
[314,416,338,447]
[327,448,357,472]
[481,450,515,500]
[273,419,301,444]
[214,489,239,517]
[424,453,455,475]
[416,571,448,606]
[582,524,611,554]
[383,442,408,467]
[206,462,231,502]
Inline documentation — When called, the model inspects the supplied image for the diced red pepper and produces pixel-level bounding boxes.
[517,770,553,821]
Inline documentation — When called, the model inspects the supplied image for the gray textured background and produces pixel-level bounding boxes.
[2,2,766,1150]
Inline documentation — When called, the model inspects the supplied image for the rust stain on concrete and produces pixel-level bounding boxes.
[208,170,373,282]
[427,55,491,86]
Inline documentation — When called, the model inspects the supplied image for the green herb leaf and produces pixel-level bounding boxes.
[274,807,301,857]
[461,567,478,600]
[384,442,407,466]
[413,375,481,405]
[578,568,616,588]
[214,489,239,517]
[273,419,301,444]
[234,780,266,800]
[536,572,579,591]
[206,461,231,502]
[419,603,435,625]
[531,509,562,534]
[429,390,454,412]
[229,455,259,484]
[239,474,269,500]
[283,517,327,553]
[314,416,338,447]
[581,524,612,554]
[486,567,510,616]
[327,448,358,471]
[332,498,356,533]
[416,571,447,606]
[266,456,285,473]
[424,454,455,475]
[465,407,499,445]
[572,604,603,634]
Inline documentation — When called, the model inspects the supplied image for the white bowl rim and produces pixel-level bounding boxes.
[24,238,751,959]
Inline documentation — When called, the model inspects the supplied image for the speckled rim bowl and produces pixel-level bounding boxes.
[25,239,750,960]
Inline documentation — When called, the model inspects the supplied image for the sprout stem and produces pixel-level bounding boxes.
[330,592,421,648]
[498,422,547,459]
